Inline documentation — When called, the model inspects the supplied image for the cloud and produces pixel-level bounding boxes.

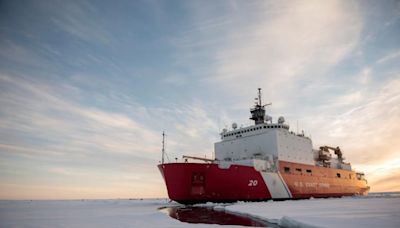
[0,73,227,198]
[297,76,400,192]
[0,74,160,155]
[377,49,400,64]
[46,1,111,44]
[206,1,362,102]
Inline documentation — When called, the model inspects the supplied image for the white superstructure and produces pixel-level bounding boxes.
[214,88,352,171]
[215,122,315,166]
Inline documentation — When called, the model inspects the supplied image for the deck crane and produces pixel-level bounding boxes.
[319,146,344,163]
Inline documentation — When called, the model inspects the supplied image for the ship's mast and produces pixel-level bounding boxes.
[161,131,165,164]
[250,88,271,125]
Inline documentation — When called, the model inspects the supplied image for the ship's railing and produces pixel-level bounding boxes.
[182,155,215,163]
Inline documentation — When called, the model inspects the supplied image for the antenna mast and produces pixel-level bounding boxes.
[250,88,271,125]
[161,131,165,164]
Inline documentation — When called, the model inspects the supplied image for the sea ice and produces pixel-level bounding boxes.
[0,199,215,227]
[1,194,399,227]
[225,196,400,228]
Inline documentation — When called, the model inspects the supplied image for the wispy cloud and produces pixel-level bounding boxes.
[45,1,111,44]
[209,1,362,101]
[0,72,225,198]
[377,49,400,64]
[0,74,159,153]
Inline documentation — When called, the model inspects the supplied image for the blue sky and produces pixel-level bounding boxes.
[0,0,399,199]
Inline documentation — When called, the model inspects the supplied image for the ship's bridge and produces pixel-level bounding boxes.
[214,88,314,165]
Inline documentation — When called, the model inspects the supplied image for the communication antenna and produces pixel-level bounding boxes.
[161,131,166,164]
[250,88,271,125]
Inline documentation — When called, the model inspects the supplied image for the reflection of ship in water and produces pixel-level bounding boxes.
[158,89,369,204]
[160,206,271,227]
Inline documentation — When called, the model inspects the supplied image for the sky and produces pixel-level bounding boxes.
[0,0,399,200]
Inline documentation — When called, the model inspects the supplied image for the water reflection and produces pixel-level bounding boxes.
[160,206,277,227]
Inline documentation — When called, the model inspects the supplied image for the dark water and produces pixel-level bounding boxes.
[160,206,278,227]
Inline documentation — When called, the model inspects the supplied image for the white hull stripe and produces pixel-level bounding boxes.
[260,171,292,199]
[277,171,292,198]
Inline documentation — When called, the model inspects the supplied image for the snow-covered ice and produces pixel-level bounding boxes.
[1,194,399,227]
[0,199,214,228]
[225,196,400,228]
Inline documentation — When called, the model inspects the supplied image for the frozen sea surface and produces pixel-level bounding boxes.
[1,194,399,227]
[0,199,214,228]
[225,194,400,228]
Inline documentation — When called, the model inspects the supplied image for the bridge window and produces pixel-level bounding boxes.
[337,173,341,178]
[296,168,302,172]
[306,169,312,173]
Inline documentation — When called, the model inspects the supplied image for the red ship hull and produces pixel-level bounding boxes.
[158,161,369,204]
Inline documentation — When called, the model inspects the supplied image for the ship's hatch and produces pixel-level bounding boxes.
[191,172,205,195]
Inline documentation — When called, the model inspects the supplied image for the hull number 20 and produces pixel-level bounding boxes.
[248,180,258,186]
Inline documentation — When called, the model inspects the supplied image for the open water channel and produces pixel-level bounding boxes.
[160,206,279,227]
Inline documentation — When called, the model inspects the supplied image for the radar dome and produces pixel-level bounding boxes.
[265,115,272,122]
[278,116,285,124]
[232,123,238,129]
